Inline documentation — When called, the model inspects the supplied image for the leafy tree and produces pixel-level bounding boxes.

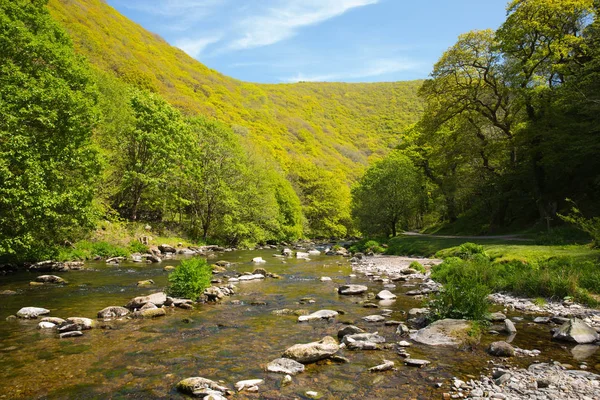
[352,151,423,237]
[0,0,99,261]
[112,89,188,221]
[167,258,212,300]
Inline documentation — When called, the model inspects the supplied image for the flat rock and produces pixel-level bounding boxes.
[126,292,167,309]
[98,306,130,319]
[553,318,599,344]
[235,379,263,392]
[133,308,166,319]
[137,280,155,286]
[298,309,338,322]
[320,277,332,281]
[487,341,515,357]
[237,274,265,281]
[252,257,266,263]
[404,359,431,367]
[60,331,83,338]
[40,317,65,325]
[362,315,385,323]
[489,312,507,322]
[410,319,472,346]
[176,377,231,397]
[338,284,368,295]
[16,307,50,319]
[337,325,365,340]
[376,290,396,300]
[266,358,305,375]
[35,275,67,284]
[282,336,339,363]
[408,308,429,316]
[533,316,551,324]
[38,321,56,329]
[369,360,395,372]
[342,333,385,350]
[65,317,95,330]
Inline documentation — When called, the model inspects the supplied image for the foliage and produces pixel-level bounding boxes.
[128,240,149,254]
[559,205,600,248]
[409,261,425,273]
[428,281,491,322]
[167,258,212,300]
[452,243,488,260]
[0,0,100,262]
[352,151,424,237]
[58,240,129,261]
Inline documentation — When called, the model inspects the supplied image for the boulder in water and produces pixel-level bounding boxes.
[126,292,167,309]
[553,318,599,344]
[297,310,338,322]
[487,341,515,357]
[266,358,305,375]
[410,319,472,346]
[338,284,368,295]
[16,307,50,319]
[97,306,130,319]
[282,336,340,363]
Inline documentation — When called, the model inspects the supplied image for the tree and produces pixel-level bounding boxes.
[0,0,99,261]
[352,151,423,237]
[112,89,187,220]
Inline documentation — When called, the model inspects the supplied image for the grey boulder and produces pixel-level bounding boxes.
[552,318,599,344]
[282,336,340,363]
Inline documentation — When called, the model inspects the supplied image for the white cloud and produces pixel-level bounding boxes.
[226,0,379,50]
[281,58,420,82]
[175,35,222,58]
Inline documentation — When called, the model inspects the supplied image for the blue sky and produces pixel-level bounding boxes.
[106,0,509,83]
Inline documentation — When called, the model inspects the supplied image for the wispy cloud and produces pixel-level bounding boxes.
[226,0,379,51]
[175,35,222,58]
[281,58,420,83]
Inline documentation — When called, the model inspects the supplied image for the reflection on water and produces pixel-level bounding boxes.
[0,249,598,399]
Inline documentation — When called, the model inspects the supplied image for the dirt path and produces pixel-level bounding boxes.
[402,232,534,242]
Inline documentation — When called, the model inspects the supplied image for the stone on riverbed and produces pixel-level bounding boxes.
[59,331,83,339]
[362,315,385,323]
[298,310,338,322]
[252,257,266,263]
[487,341,515,357]
[337,325,365,340]
[369,359,395,372]
[137,279,155,286]
[38,321,56,329]
[404,359,431,367]
[553,318,599,344]
[133,308,166,319]
[126,292,167,309]
[235,379,263,392]
[282,336,340,363]
[237,274,265,282]
[376,290,396,300]
[58,317,95,332]
[342,333,386,350]
[34,275,67,284]
[176,377,231,397]
[410,319,472,346]
[504,319,517,334]
[16,307,50,319]
[266,358,305,375]
[488,312,507,322]
[40,317,65,325]
[98,306,130,319]
[338,284,368,295]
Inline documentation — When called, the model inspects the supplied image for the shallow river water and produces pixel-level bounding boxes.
[0,249,598,399]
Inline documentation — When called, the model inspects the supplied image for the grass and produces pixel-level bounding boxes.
[385,235,600,307]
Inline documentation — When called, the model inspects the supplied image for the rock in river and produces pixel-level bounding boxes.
[553,318,599,344]
[338,284,368,295]
[337,325,365,340]
[266,358,305,375]
[376,290,396,300]
[34,275,67,284]
[342,333,386,350]
[362,315,386,323]
[133,308,166,319]
[235,379,263,392]
[282,336,340,363]
[126,292,167,309]
[97,306,130,319]
[16,307,50,319]
[369,360,395,372]
[410,319,472,346]
[487,341,515,357]
[176,377,231,397]
[298,310,338,322]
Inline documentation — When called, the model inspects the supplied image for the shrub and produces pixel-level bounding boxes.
[128,240,149,254]
[409,261,426,273]
[167,258,212,300]
[428,279,490,322]
[559,204,600,248]
[453,242,488,260]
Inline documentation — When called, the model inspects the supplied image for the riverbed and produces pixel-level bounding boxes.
[0,249,598,399]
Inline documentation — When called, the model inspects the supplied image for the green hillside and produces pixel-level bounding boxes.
[47,0,422,181]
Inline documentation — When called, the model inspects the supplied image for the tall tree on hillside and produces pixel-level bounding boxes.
[0,0,99,261]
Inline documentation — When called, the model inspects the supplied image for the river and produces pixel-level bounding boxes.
[0,248,598,399]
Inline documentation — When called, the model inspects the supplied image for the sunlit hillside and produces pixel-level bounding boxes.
[47,0,423,180]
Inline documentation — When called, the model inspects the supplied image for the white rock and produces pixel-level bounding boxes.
[38,321,56,329]
[320,277,332,281]
[16,307,50,319]
[298,310,338,322]
[235,379,264,392]
[376,290,397,300]
[252,257,266,263]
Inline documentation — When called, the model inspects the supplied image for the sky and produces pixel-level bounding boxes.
[106,0,509,84]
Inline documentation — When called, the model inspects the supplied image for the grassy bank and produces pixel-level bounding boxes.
[383,235,600,306]
[56,221,199,261]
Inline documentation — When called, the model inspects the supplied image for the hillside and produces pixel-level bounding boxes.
[47,0,423,181]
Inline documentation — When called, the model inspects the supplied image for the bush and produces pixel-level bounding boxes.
[167,258,212,300]
[559,205,600,248]
[453,242,488,260]
[58,240,129,261]
[349,239,386,254]
[409,261,426,273]
[128,240,149,254]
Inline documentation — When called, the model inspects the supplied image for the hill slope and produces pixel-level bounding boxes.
[47,0,423,180]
